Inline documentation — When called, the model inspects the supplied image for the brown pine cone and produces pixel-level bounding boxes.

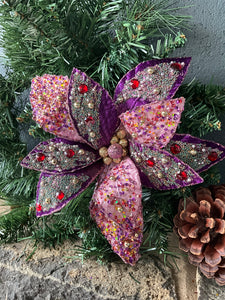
[174,185,225,285]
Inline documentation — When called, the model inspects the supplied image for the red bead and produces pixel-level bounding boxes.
[65,149,75,158]
[208,151,218,162]
[131,79,140,89]
[57,191,65,200]
[146,159,155,167]
[170,143,181,154]
[36,203,42,212]
[85,115,94,124]
[37,153,46,162]
[171,62,183,71]
[177,171,187,180]
[78,84,88,94]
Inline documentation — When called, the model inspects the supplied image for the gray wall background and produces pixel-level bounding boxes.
[174,0,225,180]
[0,1,225,179]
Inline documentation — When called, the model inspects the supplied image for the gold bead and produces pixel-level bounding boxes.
[119,138,128,148]
[135,233,138,238]
[136,157,142,163]
[189,149,197,156]
[78,149,85,155]
[124,241,130,247]
[49,145,54,151]
[157,172,163,178]
[72,178,79,184]
[110,176,116,181]
[112,221,116,227]
[74,102,80,108]
[122,149,128,157]
[116,129,126,139]
[88,102,94,109]
[51,158,57,165]
[147,67,155,74]
[99,147,108,158]
[110,136,119,144]
[103,157,112,165]
[161,157,168,164]
[116,96,123,103]
[161,111,168,117]
[45,198,51,204]
[131,133,137,138]
[113,158,121,164]
[153,88,160,95]
[89,132,95,138]
[117,206,123,212]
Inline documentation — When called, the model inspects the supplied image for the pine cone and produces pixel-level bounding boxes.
[174,185,225,285]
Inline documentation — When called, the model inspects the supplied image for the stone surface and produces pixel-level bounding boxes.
[197,268,225,300]
[0,241,177,300]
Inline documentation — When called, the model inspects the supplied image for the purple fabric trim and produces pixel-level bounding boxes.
[20,137,100,174]
[36,161,103,217]
[113,57,191,112]
[67,68,118,149]
[171,134,225,173]
[130,142,203,190]
[116,97,150,114]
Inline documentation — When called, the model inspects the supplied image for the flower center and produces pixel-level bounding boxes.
[98,129,128,165]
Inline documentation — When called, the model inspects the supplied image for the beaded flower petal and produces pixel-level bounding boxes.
[21,57,225,265]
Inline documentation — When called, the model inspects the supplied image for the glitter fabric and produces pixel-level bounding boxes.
[90,158,143,265]
[21,57,225,265]
[120,97,185,148]
[30,75,79,141]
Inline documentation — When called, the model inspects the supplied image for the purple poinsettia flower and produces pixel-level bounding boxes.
[21,57,225,265]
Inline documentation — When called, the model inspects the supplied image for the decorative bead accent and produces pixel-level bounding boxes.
[116,129,126,139]
[65,149,75,158]
[147,67,155,74]
[136,157,142,163]
[36,153,46,162]
[49,146,54,151]
[170,62,183,71]
[122,149,128,157]
[119,139,128,148]
[113,158,122,164]
[110,136,119,144]
[74,102,80,109]
[78,84,88,94]
[146,159,155,167]
[85,116,94,125]
[170,143,181,154]
[157,172,163,178]
[161,157,168,164]
[50,158,57,165]
[117,206,123,212]
[131,79,140,89]
[87,102,94,109]
[124,241,130,247]
[161,111,168,117]
[177,171,187,180]
[153,88,160,95]
[78,149,85,155]
[36,203,42,212]
[190,149,197,156]
[103,157,112,165]
[57,191,65,200]
[109,176,116,181]
[108,143,123,159]
[99,147,108,158]
[45,198,51,204]
[208,152,218,162]
[89,132,96,138]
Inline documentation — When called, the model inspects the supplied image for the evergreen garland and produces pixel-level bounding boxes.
[0,0,224,263]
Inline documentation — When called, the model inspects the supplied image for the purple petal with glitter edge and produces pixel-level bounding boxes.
[36,161,103,217]
[129,141,203,190]
[168,134,225,173]
[67,68,119,149]
[20,137,100,174]
[113,57,191,113]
